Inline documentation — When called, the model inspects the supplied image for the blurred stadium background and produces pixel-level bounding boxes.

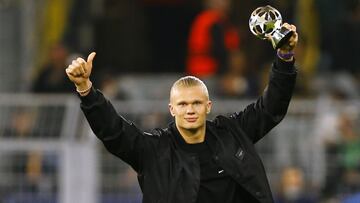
[0,0,359,203]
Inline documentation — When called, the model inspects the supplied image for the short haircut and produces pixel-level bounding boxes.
[170,76,209,99]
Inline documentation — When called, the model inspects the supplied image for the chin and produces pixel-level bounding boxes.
[184,126,198,130]
[183,123,202,130]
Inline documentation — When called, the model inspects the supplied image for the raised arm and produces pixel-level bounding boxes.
[230,23,298,143]
[65,53,148,172]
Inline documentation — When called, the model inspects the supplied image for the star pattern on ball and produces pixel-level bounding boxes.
[249,5,283,39]
[255,12,268,33]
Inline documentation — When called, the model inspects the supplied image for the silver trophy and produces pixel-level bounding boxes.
[249,5,293,49]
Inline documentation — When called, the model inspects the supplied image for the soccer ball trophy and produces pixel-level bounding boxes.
[249,5,293,49]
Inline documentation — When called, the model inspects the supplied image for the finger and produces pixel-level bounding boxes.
[67,64,75,73]
[65,68,72,75]
[286,33,297,50]
[282,23,296,34]
[71,61,82,75]
[76,58,86,68]
[76,58,87,73]
[78,66,85,75]
[294,31,298,39]
[87,52,96,65]
[77,57,86,64]
[289,29,297,41]
[293,33,298,44]
[289,41,295,47]
[290,32,298,44]
[68,63,81,76]
[282,23,291,30]
[73,67,83,76]
[72,60,81,68]
[72,61,84,76]
[66,66,76,77]
[66,68,74,76]
[65,69,75,80]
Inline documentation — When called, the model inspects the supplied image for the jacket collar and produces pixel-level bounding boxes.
[168,121,220,154]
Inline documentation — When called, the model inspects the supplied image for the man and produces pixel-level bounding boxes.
[66,23,298,203]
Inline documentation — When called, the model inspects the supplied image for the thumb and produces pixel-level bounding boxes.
[87,52,96,65]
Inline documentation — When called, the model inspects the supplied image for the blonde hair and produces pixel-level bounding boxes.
[170,76,209,99]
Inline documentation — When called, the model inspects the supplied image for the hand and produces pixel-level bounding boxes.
[276,23,298,62]
[278,23,298,54]
[66,52,96,91]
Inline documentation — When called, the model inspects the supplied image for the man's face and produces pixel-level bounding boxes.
[169,85,212,131]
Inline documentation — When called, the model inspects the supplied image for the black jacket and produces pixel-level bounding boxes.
[80,57,297,203]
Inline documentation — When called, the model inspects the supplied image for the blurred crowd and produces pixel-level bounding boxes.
[28,0,360,100]
[0,0,359,202]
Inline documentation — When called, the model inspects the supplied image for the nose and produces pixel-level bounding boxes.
[186,105,195,114]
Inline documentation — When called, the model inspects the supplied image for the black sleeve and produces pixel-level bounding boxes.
[80,87,148,173]
[229,56,297,143]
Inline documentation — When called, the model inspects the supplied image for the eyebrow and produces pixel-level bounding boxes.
[176,100,204,105]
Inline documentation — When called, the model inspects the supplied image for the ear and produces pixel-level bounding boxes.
[169,103,175,117]
[206,100,212,114]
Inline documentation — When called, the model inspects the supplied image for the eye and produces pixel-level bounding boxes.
[194,101,202,105]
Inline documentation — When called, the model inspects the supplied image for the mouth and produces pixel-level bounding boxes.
[185,118,198,123]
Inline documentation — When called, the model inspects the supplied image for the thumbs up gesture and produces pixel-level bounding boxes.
[66,52,96,93]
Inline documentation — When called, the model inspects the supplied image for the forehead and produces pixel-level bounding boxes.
[170,85,208,102]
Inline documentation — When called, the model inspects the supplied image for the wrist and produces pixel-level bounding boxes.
[277,50,294,62]
[76,80,92,96]
[76,80,91,90]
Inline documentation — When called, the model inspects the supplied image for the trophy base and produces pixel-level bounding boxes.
[274,29,294,49]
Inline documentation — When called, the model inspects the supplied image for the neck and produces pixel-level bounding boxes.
[176,124,206,144]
